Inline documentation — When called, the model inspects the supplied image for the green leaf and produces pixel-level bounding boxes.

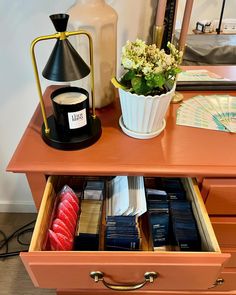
[131,76,151,95]
[165,79,175,91]
[166,68,181,78]
[146,73,165,89]
[121,70,136,82]
[131,76,142,93]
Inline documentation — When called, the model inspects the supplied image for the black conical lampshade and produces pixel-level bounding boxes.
[50,14,69,32]
[42,14,90,82]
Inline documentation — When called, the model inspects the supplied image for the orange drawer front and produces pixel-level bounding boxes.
[221,248,236,268]
[21,176,230,291]
[210,268,236,292]
[201,178,236,215]
[211,217,236,247]
[211,217,236,268]
[56,289,236,295]
[57,290,236,295]
[21,252,229,291]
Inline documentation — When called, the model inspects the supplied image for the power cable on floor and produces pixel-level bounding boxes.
[0,220,35,259]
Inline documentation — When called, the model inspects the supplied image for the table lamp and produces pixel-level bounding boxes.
[31,13,102,150]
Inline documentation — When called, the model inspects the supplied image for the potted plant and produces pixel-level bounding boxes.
[114,39,182,139]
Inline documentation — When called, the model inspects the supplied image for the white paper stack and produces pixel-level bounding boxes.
[107,176,147,217]
[176,95,236,133]
[177,69,230,82]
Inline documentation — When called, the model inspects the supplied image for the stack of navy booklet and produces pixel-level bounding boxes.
[170,200,201,251]
[105,216,140,251]
[145,177,201,251]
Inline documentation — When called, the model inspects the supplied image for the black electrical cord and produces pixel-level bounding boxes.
[0,219,35,259]
[0,229,8,253]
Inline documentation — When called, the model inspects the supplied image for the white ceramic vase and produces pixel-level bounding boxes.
[118,85,176,139]
[67,0,118,108]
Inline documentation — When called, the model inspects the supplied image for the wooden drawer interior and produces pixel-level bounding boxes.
[30,176,220,253]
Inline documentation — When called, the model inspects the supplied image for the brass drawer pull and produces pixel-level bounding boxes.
[90,271,158,291]
[209,278,224,289]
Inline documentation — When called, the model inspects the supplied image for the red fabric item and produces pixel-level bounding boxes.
[52,220,73,240]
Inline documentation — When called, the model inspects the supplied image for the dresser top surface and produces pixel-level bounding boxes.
[7,66,236,177]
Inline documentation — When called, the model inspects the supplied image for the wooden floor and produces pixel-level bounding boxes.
[0,212,55,295]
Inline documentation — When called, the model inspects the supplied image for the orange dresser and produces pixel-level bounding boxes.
[7,66,236,294]
[201,178,236,269]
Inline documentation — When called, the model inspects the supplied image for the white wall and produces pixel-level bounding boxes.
[0,0,154,212]
[176,0,236,32]
[1,0,235,212]
[0,1,75,212]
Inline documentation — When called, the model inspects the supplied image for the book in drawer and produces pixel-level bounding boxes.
[20,176,229,291]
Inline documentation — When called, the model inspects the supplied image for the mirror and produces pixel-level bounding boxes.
[170,0,236,88]
[175,0,236,65]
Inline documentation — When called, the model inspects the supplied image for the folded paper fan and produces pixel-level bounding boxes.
[176,95,236,133]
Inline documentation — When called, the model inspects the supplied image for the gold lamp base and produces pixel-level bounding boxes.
[171,91,183,104]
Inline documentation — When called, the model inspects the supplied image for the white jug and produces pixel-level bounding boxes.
[68,0,118,108]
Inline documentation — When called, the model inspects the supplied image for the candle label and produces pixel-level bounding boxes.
[68,109,87,129]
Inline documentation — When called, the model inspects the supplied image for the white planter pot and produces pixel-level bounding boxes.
[118,85,176,138]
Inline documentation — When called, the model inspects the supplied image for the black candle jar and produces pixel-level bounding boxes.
[51,86,90,135]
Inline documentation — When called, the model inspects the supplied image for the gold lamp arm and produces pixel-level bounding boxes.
[31,30,96,135]
[30,33,60,134]
[66,30,96,118]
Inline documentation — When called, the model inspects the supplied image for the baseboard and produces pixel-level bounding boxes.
[0,201,37,213]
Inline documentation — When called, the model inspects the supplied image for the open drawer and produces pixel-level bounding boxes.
[21,176,230,292]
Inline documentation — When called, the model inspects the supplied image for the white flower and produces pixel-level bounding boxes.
[121,57,135,69]
[153,66,163,74]
[119,39,182,94]
[142,62,153,75]
[165,55,172,66]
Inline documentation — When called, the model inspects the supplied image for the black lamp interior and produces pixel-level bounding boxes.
[41,13,102,150]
